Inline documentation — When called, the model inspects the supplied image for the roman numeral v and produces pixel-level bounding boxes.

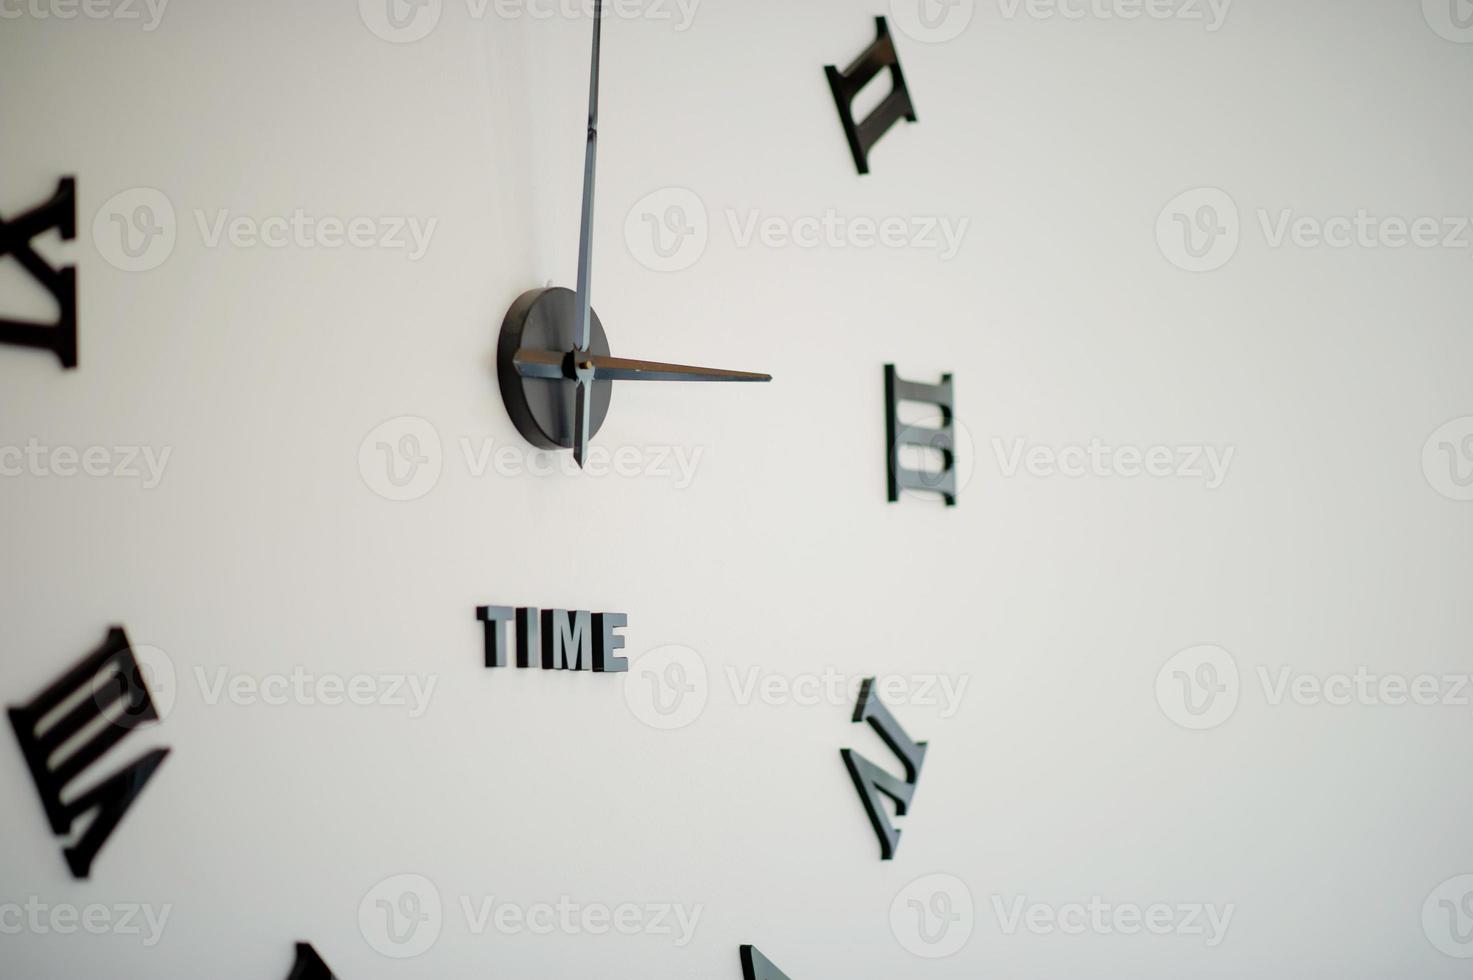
[0,177,78,369]
[840,677,928,860]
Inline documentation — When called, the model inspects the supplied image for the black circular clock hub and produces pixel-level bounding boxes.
[496,286,613,450]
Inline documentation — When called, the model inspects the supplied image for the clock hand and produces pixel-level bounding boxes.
[571,357,594,468]
[573,0,602,356]
[514,348,771,384]
[569,0,603,468]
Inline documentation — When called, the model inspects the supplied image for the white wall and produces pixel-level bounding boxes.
[3,1,1473,977]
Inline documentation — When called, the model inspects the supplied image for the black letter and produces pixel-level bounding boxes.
[593,612,628,673]
[515,607,540,667]
[824,19,916,175]
[0,177,78,368]
[840,677,927,860]
[885,364,956,506]
[8,627,169,878]
[541,609,591,670]
[477,605,514,668]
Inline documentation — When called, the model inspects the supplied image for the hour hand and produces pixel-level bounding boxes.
[513,349,771,384]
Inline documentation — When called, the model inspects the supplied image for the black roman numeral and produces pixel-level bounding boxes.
[824,18,917,175]
[285,942,336,979]
[740,945,793,980]
[885,364,956,506]
[0,177,78,369]
[7,627,169,879]
[840,677,927,860]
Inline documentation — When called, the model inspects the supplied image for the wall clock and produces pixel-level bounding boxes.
[495,1,771,468]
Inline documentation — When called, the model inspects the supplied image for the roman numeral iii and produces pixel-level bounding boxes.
[885,364,957,506]
[8,627,170,878]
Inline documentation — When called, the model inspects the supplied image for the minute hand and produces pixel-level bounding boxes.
[513,349,771,384]
[589,354,771,383]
